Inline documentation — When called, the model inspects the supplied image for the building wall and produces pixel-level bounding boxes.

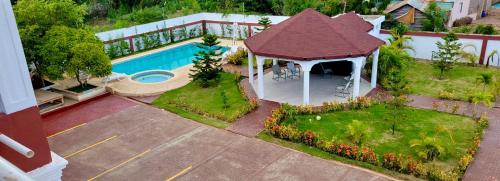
[0,0,52,172]
[448,0,474,27]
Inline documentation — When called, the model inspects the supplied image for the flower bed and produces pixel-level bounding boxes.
[263,97,488,180]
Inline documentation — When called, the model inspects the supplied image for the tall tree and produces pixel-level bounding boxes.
[190,34,223,87]
[432,32,462,79]
[40,26,111,87]
[14,0,87,86]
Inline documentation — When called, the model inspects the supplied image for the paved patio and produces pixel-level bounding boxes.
[253,72,372,106]
[46,96,393,180]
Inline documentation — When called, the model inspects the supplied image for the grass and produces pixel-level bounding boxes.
[152,72,252,128]
[281,104,477,169]
[407,60,500,101]
[256,132,418,180]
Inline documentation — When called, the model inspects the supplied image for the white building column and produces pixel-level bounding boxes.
[272,59,278,65]
[256,56,265,99]
[298,62,314,105]
[371,48,380,88]
[247,51,254,85]
[352,58,364,99]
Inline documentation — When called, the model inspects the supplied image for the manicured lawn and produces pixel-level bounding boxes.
[281,104,477,169]
[407,60,500,101]
[152,72,253,128]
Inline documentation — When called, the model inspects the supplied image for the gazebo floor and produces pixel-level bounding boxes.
[252,72,373,106]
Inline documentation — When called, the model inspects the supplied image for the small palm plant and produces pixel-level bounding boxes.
[346,120,369,146]
[410,133,445,162]
[476,73,494,92]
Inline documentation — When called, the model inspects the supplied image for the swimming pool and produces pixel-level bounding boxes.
[131,70,174,83]
[112,43,229,75]
[494,3,500,9]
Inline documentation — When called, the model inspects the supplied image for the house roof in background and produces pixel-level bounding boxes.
[384,0,428,13]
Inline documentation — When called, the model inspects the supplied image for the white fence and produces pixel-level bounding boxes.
[379,30,500,66]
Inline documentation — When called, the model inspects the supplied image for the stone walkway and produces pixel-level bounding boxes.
[407,95,500,181]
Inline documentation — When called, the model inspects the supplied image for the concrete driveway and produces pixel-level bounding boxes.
[47,100,394,181]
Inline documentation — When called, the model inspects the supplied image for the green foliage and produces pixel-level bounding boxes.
[422,1,447,32]
[346,120,369,146]
[452,24,498,35]
[40,26,110,86]
[473,24,497,35]
[134,35,143,51]
[106,42,119,59]
[14,0,87,86]
[40,26,104,81]
[459,44,479,65]
[226,48,248,65]
[377,46,412,85]
[257,16,272,31]
[385,95,409,135]
[476,73,494,91]
[410,135,445,162]
[190,34,223,87]
[382,70,409,96]
[432,32,462,79]
[69,43,112,86]
[118,40,130,56]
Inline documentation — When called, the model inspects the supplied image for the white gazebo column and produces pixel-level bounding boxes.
[248,51,254,85]
[256,56,265,99]
[299,62,314,105]
[371,48,380,88]
[272,58,278,65]
[352,58,364,99]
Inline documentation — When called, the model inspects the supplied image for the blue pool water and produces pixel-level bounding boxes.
[494,3,500,9]
[112,43,229,75]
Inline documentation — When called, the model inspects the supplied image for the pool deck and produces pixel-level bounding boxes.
[106,38,246,97]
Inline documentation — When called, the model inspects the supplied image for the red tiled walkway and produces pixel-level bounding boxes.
[42,95,137,136]
[227,78,280,137]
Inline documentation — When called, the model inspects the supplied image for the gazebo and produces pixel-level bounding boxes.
[244,9,385,105]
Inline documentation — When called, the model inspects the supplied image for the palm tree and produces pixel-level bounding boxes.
[476,73,494,91]
[410,134,445,161]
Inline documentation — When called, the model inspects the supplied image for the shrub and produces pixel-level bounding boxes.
[226,48,248,65]
[456,154,473,174]
[474,24,497,35]
[410,136,445,161]
[302,130,317,146]
[106,42,118,59]
[129,6,163,24]
[359,147,378,165]
[346,120,369,146]
[382,152,403,171]
[118,40,130,56]
[452,17,473,27]
[477,113,489,129]
[438,90,455,100]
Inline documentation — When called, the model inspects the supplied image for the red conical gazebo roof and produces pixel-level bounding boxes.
[244,9,385,61]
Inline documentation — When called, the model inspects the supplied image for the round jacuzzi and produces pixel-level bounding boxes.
[131,70,174,83]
